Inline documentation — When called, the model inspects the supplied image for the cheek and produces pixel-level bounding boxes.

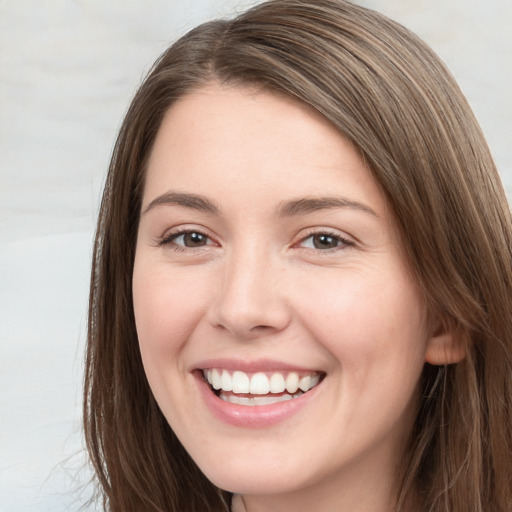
[296,268,428,446]
[132,263,210,366]
[131,260,218,428]
[295,265,428,379]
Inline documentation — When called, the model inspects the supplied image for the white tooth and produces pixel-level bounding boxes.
[226,395,250,405]
[299,375,312,392]
[253,395,280,405]
[212,369,222,390]
[249,395,286,405]
[221,370,232,391]
[232,371,250,393]
[285,372,299,393]
[269,372,286,393]
[220,392,296,406]
[250,372,270,395]
[310,373,320,388]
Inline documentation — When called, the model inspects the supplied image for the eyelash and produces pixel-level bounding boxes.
[158,228,354,254]
[296,230,354,253]
[158,229,214,252]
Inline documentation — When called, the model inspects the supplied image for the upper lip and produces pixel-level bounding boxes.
[192,358,323,373]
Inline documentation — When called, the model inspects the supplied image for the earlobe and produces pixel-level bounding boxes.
[425,323,466,365]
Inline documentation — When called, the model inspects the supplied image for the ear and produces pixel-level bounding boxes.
[425,319,466,365]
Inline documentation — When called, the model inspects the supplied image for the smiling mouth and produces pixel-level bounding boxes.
[202,369,324,406]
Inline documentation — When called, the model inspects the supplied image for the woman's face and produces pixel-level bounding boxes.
[133,83,435,506]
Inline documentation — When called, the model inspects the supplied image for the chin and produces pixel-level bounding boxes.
[201,461,307,496]
[185,438,325,496]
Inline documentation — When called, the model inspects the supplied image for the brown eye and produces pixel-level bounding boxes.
[168,231,211,248]
[299,232,352,251]
[182,232,208,247]
[312,234,339,249]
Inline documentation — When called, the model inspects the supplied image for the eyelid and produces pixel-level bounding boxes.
[293,228,356,251]
[157,225,219,248]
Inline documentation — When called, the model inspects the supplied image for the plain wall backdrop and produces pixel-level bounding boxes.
[1,1,510,510]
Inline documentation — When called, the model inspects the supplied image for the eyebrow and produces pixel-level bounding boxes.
[142,191,220,216]
[142,191,377,218]
[276,196,378,218]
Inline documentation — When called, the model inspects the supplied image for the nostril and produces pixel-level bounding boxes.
[210,284,292,337]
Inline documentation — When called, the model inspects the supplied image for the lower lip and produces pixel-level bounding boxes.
[194,371,320,428]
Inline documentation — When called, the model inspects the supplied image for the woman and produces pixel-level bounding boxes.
[84,1,512,511]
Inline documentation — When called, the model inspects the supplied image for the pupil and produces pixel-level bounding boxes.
[185,232,206,247]
[314,234,337,249]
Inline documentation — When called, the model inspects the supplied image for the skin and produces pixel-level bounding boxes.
[132,83,458,512]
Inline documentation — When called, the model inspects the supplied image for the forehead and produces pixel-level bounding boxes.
[143,83,388,221]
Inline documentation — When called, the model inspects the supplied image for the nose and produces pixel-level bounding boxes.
[209,246,292,339]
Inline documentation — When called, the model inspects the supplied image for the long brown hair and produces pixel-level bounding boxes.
[84,1,512,510]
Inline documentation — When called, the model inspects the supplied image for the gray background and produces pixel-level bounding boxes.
[1,1,510,510]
